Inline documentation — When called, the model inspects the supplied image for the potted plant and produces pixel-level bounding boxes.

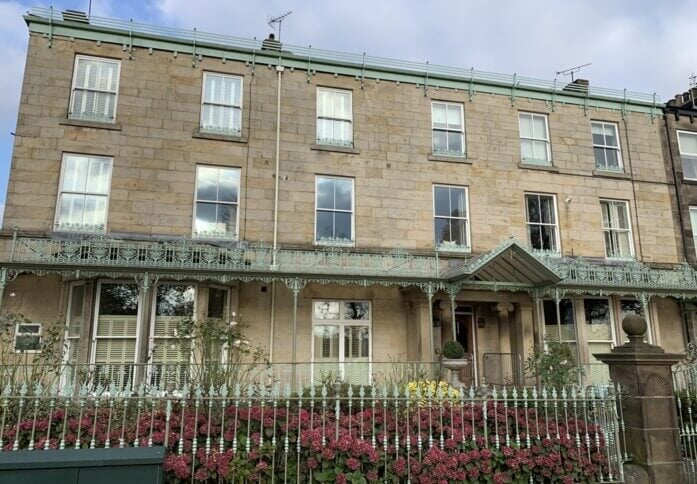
[441,340,469,386]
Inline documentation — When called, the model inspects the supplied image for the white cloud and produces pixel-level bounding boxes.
[152,0,697,100]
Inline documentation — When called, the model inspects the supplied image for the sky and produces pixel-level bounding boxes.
[0,0,696,225]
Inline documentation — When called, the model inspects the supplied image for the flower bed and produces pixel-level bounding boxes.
[2,395,612,483]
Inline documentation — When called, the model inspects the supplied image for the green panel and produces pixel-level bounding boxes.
[0,469,78,484]
[78,465,163,484]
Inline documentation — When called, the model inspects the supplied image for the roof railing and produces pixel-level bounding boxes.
[27,6,660,106]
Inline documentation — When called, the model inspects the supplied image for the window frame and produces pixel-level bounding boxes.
[311,299,372,382]
[583,297,617,357]
[690,206,697,257]
[200,71,243,136]
[89,280,143,368]
[524,192,561,255]
[14,323,42,353]
[599,199,635,260]
[54,153,113,234]
[192,165,241,241]
[148,283,197,369]
[68,54,121,123]
[432,184,471,253]
[431,101,465,157]
[541,298,578,355]
[314,175,355,246]
[316,87,354,147]
[591,121,623,172]
[205,285,232,365]
[677,130,697,181]
[518,112,552,165]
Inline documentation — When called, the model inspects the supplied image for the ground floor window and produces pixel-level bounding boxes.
[66,281,234,388]
[583,298,615,364]
[542,298,577,355]
[14,323,42,352]
[312,300,371,384]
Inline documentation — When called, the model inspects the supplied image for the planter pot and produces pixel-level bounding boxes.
[442,358,469,387]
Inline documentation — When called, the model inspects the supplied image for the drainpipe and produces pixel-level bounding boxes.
[269,63,284,362]
[272,64,284,268]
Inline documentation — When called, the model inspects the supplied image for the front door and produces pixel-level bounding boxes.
[454,306,476,385]
[455,314,473,354]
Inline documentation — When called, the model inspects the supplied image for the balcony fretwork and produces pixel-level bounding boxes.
[3,234,697,297]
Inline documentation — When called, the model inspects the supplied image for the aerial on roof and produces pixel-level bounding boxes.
[25,6,660,112]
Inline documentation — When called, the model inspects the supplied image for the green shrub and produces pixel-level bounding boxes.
[525,338,583,390]
[442,340,465,359]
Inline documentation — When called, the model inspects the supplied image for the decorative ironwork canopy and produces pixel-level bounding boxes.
[1,233,697,298]
[444,239,561,286]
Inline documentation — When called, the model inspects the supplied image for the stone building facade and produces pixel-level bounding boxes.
[661,87,697,343]
[0,7,694,386]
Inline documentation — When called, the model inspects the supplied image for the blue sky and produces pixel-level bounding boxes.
[1,0,696,225]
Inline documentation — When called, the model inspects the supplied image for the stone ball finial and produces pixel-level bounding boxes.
[622,314,647,344]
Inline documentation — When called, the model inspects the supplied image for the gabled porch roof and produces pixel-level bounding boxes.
[442,239,561,287]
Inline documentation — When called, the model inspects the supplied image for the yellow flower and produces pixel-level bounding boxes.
[405,380,460,405]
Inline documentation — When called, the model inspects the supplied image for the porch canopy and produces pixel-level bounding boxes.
[443,239,561,287]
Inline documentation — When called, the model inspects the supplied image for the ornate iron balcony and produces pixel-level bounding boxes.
[3,235,697,294]
[5,235,441,280]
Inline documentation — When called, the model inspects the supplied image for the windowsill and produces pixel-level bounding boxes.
[593,169,630,179]
[193,235,239,243]
[518,162,559,172]
[531,250,562,258]
[681,177,697,186]
[53,225,106,236]
[193,131,247,143]
[60,118,122,131]
[311,143,360,155]
[428,153,471,164]
[315,241,356,248]
[436,246,471,254]
[605,256,636,262]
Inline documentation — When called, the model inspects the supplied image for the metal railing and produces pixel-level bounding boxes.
[482,353,523,387]
[674,361,697,482]
[28,6,659,107]
[0,380,625,482]
[8,235,442,279]
[7,233,697,294]
[579,364,613,388]
[1,362,443,395]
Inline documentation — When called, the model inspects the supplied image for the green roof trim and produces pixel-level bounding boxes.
[25,7,661,116]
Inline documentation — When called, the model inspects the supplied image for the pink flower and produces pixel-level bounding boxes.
[493,472,508,484]
[346,457,360,471]
[392,457,407,476]
[336,473,347,484]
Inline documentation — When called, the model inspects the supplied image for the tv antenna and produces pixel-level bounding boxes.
[267,11,293,41]
[556,62,591,82]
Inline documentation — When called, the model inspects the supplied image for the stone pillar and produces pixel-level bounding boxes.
[594,314,684,483]
[495,302,513,354]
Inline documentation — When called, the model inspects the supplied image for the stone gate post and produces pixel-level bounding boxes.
[595,314,684,482]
